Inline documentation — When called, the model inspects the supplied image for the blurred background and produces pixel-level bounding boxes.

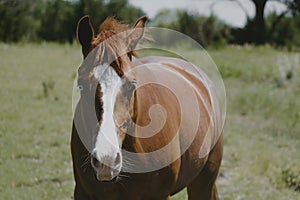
[1,0,300,48]
[0,0,300,199]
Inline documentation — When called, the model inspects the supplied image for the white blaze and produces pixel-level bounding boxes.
[93,64,122,163]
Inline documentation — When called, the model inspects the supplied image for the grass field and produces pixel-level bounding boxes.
[0,43,300,199]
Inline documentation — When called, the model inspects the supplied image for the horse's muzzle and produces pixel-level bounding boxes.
[91,151,122,182]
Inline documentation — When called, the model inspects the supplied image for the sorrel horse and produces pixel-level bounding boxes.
[71,15,223,200]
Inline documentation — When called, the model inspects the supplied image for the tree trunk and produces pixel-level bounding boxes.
[252,0,268,44]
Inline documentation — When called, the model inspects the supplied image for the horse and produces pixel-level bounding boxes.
[71,15,223,200]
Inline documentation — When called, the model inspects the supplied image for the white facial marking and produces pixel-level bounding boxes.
[93,64,122,166]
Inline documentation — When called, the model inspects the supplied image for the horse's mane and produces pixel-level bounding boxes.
[89,17,136,76]
[91,17,131,47]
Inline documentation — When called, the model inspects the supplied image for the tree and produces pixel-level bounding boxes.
[220,0,299,44]
[75,0,106,31]
[251,0,268,44]
[74,0,145,32]
[151,9,232,47]
[38,0,78,43]
[241,0,300,44]
[0,0,41,42]
[266,12,300,47]
[285,0,300,14]
[0,0,145,43]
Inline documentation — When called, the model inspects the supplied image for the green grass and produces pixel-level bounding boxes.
[0,43,300,199]
[211,45,300,200]
[0,43,80,199]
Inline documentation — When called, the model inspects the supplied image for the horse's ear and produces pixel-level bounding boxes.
[77,15,94,58]
[129,16,148,51]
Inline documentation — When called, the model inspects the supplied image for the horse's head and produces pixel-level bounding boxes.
[76,16,147,182]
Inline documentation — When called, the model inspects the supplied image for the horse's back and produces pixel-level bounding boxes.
[135,56,223,194]
[135,55,222,143]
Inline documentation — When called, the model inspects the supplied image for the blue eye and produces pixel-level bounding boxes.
[78,85,84,91]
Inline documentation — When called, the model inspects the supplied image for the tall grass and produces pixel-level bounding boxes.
[209,45,300,200]
[0,43,299,199]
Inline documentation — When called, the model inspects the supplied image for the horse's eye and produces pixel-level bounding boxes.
[118,121,127,132]
[78,85,84,91]
[127,83,135,92]
[128,52,132,61]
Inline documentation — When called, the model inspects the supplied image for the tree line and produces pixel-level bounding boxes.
[1,0,300,48]
[0,0,145,43]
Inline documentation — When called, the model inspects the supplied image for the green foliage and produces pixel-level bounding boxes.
[74,0,144,37]
[41,78,58,100]
[38,0,78,43]
[232,1,300,48]
[266,13,300,49]
[151,10,232,48]
[273,163,300,193]
[0,0,41,42]
[105,0,144,23]
[2,0,300,48]
[281,166,300,192]
[218,64,242,79]
[0,0,144,43]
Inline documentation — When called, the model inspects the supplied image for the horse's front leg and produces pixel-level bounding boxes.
[74,183,92,200]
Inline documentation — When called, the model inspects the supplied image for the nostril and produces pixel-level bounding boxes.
[115,152,121,166]
[91,153,99,168]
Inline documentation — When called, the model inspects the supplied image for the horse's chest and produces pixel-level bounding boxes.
[119,169,177,199]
